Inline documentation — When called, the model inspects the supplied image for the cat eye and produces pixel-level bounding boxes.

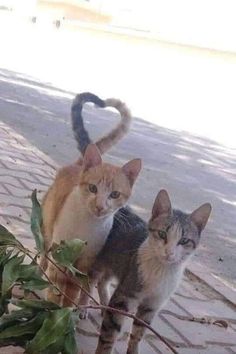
[158,230,167,240]
[89,184,97,194]
[109,191,120,199]
[179,238,189,245]
[179,238,196,248]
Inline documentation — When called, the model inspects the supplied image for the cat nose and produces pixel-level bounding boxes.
[95,205,105,213]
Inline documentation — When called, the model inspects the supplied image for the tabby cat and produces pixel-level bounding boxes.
[88,189,211,354]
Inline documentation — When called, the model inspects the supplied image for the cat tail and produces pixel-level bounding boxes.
[71,92,132,155]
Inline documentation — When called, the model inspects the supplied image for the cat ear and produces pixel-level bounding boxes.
[83,144,102,171]
[190,203,212,233]
[152,189,172,219]
[122,159,142,187]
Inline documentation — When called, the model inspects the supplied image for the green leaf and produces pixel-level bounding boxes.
[0,334,32,348]
[1,254,25,295]
[0,294,10,317]
[0,308,35,331]
[0,225,21,247]
[0,249,14,267]
[13,299,60,311]
[22,279,49,291]
[16,264,49,290]
[38,335,66,354]
[0,311,46,339]
[51,239,86,271]
[31,189,44,253]
[26,308,72,353]
[62,331,78,354]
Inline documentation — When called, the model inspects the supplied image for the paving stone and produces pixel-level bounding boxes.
[177,278,210,301]
[163,313,236,347]
[0,175,23,187]
[155,314,189,346]
[3,161,52,178]
[30,173,54,186]
[0,184,8,194]
[0,205,30,222]
[3,184,31,197]
[174,294,236,320]
[181,346,236,354]
[18,178,48,193]
[0,195,31,209]
[0,170,37,183]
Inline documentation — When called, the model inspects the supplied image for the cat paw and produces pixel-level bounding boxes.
[79,308,88,320]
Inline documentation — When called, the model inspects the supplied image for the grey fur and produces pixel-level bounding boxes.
[92,193,211,354]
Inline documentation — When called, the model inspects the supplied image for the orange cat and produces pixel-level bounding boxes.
[41,93,141,307]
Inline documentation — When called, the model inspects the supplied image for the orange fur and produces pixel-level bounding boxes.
[41,145,141,306]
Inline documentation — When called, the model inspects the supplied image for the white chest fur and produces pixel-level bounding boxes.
[138,241,184,309]
[52,188,114,270]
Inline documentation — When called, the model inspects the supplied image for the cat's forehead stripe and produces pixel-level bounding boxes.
[168,222,182,242]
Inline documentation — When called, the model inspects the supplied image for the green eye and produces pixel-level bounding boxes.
[89,184,97,194]
[110,191,120,199]
[179,238,189,245]
[158,230,167,240]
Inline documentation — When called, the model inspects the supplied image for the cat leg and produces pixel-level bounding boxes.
[95,291,135,354]
[97,276,110,306]
[127,303,156,354]
[97,275,111,317]
[61,275,80,307]
[78,273,98,320]
[46,263,65,305]
[46,262,79,307]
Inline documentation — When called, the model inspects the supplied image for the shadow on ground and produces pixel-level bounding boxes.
[0,67,235,288]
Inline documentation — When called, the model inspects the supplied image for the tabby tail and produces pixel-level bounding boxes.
[71,92,132,155]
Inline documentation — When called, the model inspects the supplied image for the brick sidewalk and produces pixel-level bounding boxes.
[0,121,235,354]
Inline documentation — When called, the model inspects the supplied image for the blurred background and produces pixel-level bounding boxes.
[0,0,236,146]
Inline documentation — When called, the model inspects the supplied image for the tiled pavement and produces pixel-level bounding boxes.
[0,121,235,354]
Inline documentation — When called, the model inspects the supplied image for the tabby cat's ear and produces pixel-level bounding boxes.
[152,189,172,219]
[190,203,212,233]
[83,144,102,171]
[122,158,142,187]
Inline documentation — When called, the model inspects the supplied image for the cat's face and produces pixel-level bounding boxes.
[79,144,141,218]
[148,190,212,265]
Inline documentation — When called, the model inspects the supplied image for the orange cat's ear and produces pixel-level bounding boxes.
[152,189,172,219]
[83,144,102,171]
[122,158,142,187]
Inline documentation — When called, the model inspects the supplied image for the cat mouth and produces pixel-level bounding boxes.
[161,256,178,264]
[93,210,109,218]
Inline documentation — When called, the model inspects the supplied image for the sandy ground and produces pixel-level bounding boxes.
[0,12,235,290]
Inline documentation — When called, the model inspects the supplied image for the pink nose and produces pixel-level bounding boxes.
[96,206,104,213]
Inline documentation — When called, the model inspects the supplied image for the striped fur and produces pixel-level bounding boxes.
[94,190,211,354]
